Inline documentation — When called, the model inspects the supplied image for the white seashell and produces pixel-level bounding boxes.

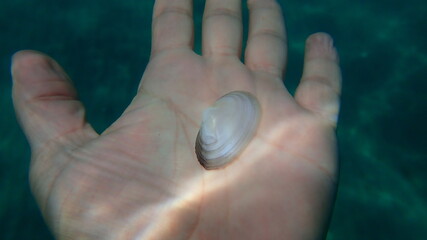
[195,91,261,170]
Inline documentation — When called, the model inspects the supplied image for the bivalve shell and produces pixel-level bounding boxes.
[195,91,261,170]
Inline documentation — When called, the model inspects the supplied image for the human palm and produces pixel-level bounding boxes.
[12,1,341,239]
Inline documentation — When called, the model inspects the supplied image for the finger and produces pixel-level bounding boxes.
[202,0,242,58]
[151,0,194,56]
[11,50,96,151]
[294,33,342,126]
[245,0,286,78]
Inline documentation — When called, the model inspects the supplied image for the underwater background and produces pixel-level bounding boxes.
[1,0,426,239]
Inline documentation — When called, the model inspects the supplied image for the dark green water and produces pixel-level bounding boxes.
[1,0,426,239]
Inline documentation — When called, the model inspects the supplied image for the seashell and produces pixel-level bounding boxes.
[195,91,261,170]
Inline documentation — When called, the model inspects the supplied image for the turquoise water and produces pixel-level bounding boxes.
[1,0,426,239]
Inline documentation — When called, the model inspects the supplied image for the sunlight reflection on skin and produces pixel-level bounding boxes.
[130,136,273,239]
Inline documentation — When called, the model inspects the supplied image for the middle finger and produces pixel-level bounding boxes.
[202,0,242,58]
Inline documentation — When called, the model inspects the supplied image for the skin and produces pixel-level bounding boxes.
[11,0,342,239]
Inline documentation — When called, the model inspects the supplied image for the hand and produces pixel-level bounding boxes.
[12,0,341,239]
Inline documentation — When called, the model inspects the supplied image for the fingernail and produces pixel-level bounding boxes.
[306,32,338,61]
[11,51,63,84]
[308,32,333,48]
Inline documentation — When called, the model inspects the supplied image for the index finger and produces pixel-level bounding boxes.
[245,0,287,79]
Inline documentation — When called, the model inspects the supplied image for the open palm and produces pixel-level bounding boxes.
[12,0,341,239]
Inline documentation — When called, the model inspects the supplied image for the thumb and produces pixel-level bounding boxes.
[11,50,96,151]
[294,33,342,126]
